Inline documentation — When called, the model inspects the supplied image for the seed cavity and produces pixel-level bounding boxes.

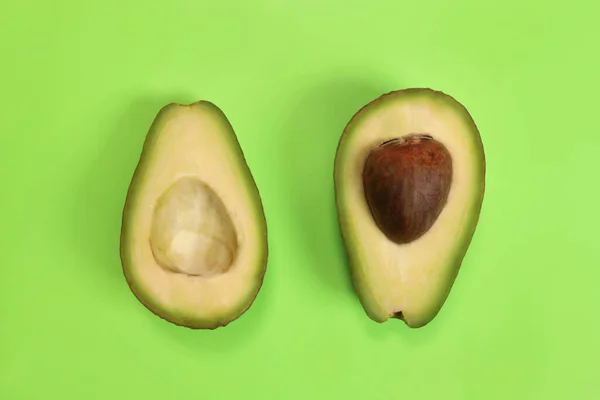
[150,176,238,277]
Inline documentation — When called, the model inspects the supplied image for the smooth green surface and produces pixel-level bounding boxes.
[1,1,598,399]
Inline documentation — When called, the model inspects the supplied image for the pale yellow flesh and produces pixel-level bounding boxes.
[124,103,265,323]
[336,90,484,327]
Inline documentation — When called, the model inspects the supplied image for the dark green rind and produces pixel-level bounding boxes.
[120,101,268,330]
[333,88,486,329]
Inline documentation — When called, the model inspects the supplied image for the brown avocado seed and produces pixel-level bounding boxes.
[362,134,453,244]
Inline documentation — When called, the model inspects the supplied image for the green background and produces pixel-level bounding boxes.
[2,1,599,399]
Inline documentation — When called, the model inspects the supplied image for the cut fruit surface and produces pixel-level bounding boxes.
[120,101,268,329]
[334,88,485,328]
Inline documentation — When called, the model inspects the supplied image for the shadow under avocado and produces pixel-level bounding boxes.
[70,92,267,352]
[357,305,445,345]
[275,71,393,297]
[70,94,194,289]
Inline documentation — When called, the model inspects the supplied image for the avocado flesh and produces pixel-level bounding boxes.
[334,88,485,328]
[120,101,268,329]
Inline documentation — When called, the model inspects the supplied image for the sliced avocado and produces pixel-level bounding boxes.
[334,88,485,328]
[120,101,268,329]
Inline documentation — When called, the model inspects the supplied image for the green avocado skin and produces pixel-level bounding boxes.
[333,88,486,329]
[119,101,268,330]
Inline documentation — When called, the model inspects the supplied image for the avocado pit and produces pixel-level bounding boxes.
[150,176,238,277]
[362,134,453,244]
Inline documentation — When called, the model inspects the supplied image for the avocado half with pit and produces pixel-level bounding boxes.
[120,101,268,329]
[334,88,485,328]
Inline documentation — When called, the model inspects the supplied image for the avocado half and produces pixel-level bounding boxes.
[120,101,268,329]
[334,88,485,328]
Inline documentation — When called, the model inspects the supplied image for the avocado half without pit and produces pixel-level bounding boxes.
[334,88,486,328]
[120,101,268,329]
